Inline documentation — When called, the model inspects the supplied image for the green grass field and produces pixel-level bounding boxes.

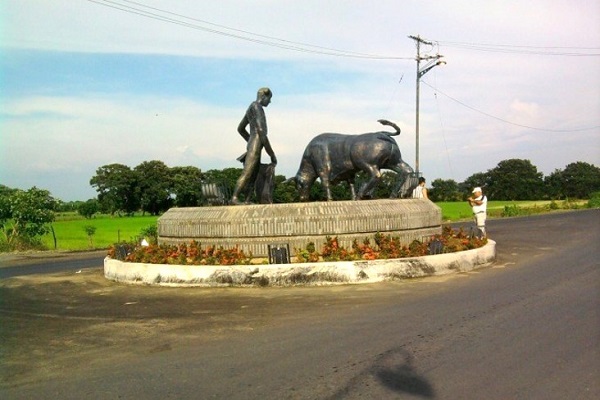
[39,200,585,251]
[436,200,558,221]
[43,215,158,251]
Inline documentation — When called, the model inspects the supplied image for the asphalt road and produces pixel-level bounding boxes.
[0,250,106,279]
[1,210,599,399]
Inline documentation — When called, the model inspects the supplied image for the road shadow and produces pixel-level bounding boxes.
[326,347,435,399]
[373,349,435,397]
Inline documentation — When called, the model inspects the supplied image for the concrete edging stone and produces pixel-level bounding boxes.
[104,240,496,287]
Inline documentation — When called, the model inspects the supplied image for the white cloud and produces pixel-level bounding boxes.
[1,0,599,200]
[508,100,540,120]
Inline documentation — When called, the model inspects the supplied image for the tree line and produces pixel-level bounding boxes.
[84,159,600,216]
[3,158,599,220]
[429,159,600,202]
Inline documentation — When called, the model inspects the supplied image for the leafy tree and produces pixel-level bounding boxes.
[308,180,325,201]
[373,171,398,199]
[202,168,242,202]
[134,160,173,215]
[0,186,17,250]
[331,181,353,200]
[0,185,16,225]
[589,191,600,208]
[461,172,490,199]
[273,174,299,203]
[78,199,99,219]
[84,225,97,248]
[430,179,460,202]
[90,163,140,215]
[170,166,204,207]
[544,169,565,199]
[0,186,57,250]
[559,162,600,199]
[288,170,399,202]
[55,200,82,213]
[340,171,397,200]
[487,159,544,200]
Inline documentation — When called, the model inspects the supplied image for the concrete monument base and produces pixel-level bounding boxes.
[158,199,442,258]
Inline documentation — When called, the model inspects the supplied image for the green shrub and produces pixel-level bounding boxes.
[139,225,158,245]
[294,242,320,262]
[502,204,528,217]
[588,192,600,208]
[560,199,581,210]
[84,225,97,248]
[3,235,47,252]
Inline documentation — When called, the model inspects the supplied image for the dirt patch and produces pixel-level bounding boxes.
[0,268,416,388]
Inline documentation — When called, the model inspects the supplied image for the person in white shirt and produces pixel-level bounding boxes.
[412,177,428,199]
[467,187,487,238]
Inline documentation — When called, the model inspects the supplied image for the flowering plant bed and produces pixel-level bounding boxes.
[108,241,253,265]
[296,226,486,262]
[108,227,486,266]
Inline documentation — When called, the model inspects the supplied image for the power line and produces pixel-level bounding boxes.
[83,1,599,133]
[421,80,600,132]
[434,40,600,57]
[85,0,600,60]
[86,0,413,60]
[118,0,397,59]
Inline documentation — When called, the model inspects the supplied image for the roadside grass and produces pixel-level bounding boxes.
[31,199,588,252]
[437,200,576,221]
[43,214,158,251]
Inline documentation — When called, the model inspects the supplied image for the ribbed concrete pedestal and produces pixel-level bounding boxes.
[158,199,441,258]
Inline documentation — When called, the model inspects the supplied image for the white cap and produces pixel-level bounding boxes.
[472,187,482,193]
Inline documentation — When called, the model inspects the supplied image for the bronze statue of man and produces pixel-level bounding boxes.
[231,87,277,204]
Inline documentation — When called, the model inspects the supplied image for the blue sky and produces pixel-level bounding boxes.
[1,0,599,201]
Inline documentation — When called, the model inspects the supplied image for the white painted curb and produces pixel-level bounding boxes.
[104,240,495,287]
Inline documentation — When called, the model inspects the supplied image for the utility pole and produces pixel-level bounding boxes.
[409,35,445,176]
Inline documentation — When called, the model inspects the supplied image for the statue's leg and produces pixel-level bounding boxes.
[298,173,317,202]
[390,161,414,198]
[243,165,261,204]
[324,180,333,201]
[348,180,357,201]
[232,173,249,204]
[232,152,260,204]
[357,167,382,199]
[232,136,262,204]
[318,172,334,201]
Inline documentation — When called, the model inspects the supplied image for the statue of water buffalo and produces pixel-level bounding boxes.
[287,119,415,201]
